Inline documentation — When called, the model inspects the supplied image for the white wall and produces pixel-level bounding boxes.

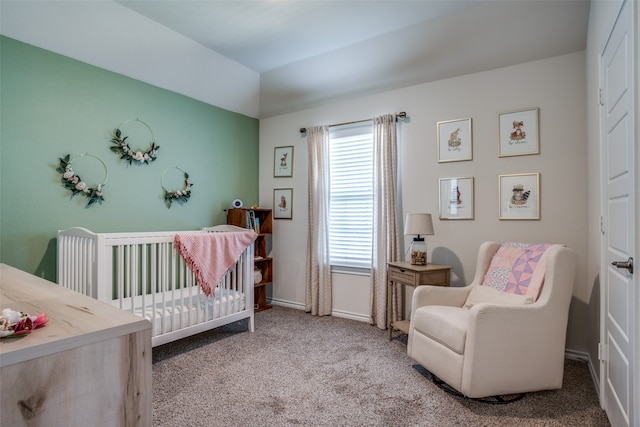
[260,51,592,352]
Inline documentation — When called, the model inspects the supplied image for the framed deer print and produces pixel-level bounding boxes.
[437,118,472,163]
[274,146,294,177]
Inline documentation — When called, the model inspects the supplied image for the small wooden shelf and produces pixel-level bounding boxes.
[228,208,273,311]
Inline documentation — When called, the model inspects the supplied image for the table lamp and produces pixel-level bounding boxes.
[404,213,434,265]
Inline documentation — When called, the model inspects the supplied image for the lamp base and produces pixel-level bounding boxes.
[409,238,427,265]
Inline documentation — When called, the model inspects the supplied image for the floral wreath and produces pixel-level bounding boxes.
[57,153,108,208]
[110,118,159,165]
[162,167,193,208]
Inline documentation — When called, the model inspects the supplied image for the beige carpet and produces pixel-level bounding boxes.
[152,306,610,426]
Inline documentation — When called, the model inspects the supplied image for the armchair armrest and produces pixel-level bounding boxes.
[410,285,472,319]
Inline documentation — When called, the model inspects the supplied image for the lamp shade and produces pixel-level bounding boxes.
[404,213,434,236]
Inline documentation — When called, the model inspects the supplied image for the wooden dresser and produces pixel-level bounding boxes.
[0,263,152,426]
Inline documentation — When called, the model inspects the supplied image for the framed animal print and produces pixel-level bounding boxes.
[439,176,474,220]
[273,188,293,219]
[437,118,472,163]
[498,173,540,220]
[498,108,539,157]
[274,146,294,177]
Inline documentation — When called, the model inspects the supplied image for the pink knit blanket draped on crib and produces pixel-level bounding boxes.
[174,231,257,297]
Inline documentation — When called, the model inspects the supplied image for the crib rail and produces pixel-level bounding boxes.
[57,227,254,346]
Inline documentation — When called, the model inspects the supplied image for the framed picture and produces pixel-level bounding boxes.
[437,118,472,163]
[498,108,539,157]
[273,188,293,219]
[498,173,540,220]
[439,176,474,220]
[274,146,294,177]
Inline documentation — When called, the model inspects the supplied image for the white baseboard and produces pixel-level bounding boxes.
[269,298,305,310]
[269,298,370,323]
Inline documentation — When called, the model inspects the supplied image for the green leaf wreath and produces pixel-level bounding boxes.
[110,128,159,165]
[163,171,192,208]
[57,154,105,208]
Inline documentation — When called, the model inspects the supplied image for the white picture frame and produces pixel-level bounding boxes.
[437,118,472,163]
[498,108,539,157]
[498,173,540,220]
[439,176,474,220]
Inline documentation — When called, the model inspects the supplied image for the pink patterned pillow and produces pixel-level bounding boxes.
[482,242,558,300]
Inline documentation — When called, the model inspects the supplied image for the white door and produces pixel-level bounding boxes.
[600,1,637,426]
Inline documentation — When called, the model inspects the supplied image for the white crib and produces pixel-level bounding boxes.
[57,226,254,347]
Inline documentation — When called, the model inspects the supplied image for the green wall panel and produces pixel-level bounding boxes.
[0,36,259,280]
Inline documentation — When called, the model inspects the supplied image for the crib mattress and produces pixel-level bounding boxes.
[112,287,246,336]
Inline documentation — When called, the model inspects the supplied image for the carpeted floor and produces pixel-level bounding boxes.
[152,306,610,426]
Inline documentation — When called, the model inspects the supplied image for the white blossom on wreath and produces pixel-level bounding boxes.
[110,128,159,165]
[163,170,192,208]
[57,154,106,207]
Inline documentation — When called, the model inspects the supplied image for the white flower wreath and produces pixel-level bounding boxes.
[110,118,159,165]
[162,167,193,208]
[57,153,108,207]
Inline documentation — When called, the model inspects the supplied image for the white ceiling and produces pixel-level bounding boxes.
[115,0,483,73]
[115,0,590,118]
[2,1,591,118]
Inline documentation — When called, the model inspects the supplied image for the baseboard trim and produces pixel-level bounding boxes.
[269,298,305,311]
[269,299,370,323]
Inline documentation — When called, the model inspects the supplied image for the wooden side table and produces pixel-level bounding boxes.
[387,261,452,340]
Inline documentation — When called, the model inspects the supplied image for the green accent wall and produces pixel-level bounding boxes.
[0,36,259,281]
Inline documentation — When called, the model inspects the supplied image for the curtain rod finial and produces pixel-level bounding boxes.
[300,128,307,135]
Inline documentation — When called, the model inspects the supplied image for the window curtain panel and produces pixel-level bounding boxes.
[370,114,400,329]
[306,125,332,316]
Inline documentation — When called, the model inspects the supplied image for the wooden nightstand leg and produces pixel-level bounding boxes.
[387,280,393,340]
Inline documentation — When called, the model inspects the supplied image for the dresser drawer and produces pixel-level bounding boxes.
[388,268,418,286]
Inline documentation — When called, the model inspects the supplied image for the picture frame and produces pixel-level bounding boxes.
[274,146,294,177]
[439,176,474,220]
[498,173,540,220]
[273,188,293,219]
[498,108,539,157]
[437,118,472,163]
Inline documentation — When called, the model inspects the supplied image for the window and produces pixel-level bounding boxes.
[328,122,373,269]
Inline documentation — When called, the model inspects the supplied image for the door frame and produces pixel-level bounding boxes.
[599,1,639,426]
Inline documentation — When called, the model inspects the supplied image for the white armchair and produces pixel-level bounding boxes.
[407,241,577,398]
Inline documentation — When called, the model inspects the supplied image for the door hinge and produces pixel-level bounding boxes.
[600,216,606,234]
[599,88,605,106]
[598,342,608,361]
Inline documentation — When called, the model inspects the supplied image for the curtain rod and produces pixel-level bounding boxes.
[299,111,407,135]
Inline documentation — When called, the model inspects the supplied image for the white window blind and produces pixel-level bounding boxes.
[328,122,373,269]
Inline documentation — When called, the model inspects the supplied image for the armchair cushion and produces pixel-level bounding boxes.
[412,306,470,354]
[482,242,560,300]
